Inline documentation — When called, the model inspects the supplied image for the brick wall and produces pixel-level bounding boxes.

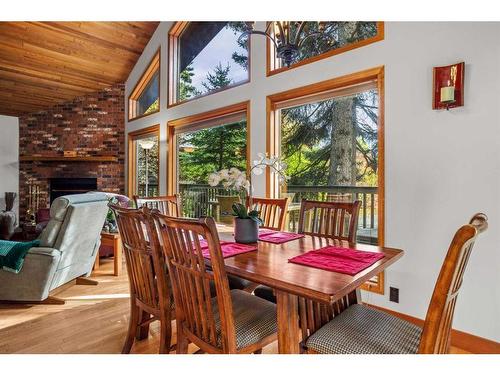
[18,83,125,219]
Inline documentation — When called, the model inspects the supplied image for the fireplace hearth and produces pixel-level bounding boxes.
[49,178,98,204]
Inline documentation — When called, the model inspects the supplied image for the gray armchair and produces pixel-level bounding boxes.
[0,192,109,302]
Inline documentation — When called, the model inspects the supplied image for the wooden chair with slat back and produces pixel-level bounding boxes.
[133,195,181,217]
[303,213,488,354]
[247,197,289,231]
[109,204,174,354]
[254,199,362,304]
[151,213,278,354]
[298,199,362,243]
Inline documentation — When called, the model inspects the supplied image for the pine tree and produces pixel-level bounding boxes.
[280,22,379,187]
[178,63,247,184]
[179,64,201,101]
[202,63,232,92]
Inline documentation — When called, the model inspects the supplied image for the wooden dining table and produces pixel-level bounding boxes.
[217,231,404,354]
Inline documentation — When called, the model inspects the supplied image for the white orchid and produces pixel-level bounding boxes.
[208,167,250,194]
[208,173,221,187]
[250,153,289,183]
[207,154,289,206]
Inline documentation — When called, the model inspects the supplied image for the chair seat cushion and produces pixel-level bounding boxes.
[214,289,277,350]
[306,304,422,354]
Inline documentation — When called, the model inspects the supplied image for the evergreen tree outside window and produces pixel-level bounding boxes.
[167,103,249,218]
[168,22,249,106]
[268,22,383,75]
[267,67,385,293]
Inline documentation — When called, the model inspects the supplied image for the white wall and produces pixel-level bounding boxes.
[0,115,19,217]
[126,22,500,342]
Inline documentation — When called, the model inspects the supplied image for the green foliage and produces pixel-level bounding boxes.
[179,64,201,101]
[178,121,247,184]
[144,98,159,114]
[282,90,379,187]
[288,22,378,66]
[232,203,262,224]
[202,63,232,92]
[227,22,249,70]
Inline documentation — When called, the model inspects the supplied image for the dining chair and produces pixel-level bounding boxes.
[151,213,278,354]
[254,199,362,302]
[133,194,181,217]
[297,199,361,242]
[110,204,175,354]
[303,213,488,354]
[247,197,289,231]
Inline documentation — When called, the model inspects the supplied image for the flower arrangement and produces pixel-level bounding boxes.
[208,153,289,211]
[208,154,289,243]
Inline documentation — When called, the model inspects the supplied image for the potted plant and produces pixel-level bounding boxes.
[231,202,262,243]
[208,153,289,243]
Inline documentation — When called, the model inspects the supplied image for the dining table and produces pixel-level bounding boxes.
[217,230,404,354]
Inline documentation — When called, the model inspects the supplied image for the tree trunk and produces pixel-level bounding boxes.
[328,22,358,187]
[328,96,356,186]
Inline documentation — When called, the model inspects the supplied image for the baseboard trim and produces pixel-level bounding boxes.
[365,303,500,354]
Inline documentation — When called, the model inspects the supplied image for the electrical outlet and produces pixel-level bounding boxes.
[389,287,399,303]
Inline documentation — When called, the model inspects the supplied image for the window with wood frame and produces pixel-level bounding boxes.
[128,125,160,197]
[168,22,250,107]
[168,102,250,218]
[267,22,384,76]
[267,67,385,294]
[128,50,160,121]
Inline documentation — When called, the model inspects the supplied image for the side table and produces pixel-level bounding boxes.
[94,231,123,276]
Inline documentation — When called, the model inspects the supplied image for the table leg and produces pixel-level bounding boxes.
[114,236,123,276]
[275,290,300,354]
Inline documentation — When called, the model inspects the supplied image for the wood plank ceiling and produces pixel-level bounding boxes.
[0,22,159,117]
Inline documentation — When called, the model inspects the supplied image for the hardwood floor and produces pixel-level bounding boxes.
[0,259,465,354]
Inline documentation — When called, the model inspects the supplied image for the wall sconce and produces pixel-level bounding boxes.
[433,62,465,110]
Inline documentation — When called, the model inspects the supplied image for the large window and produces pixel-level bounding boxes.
[268,67,385,293]
[128,50,160,121]
[168,102,249,218]
[128,125,160,197]
[168,22,250,106]
[268,22,383,75]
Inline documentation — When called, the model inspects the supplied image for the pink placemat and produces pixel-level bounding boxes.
[288,246,385,275]
[198,239,257,259]
[258,229,305,244]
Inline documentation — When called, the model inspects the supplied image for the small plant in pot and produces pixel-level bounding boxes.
[231,202,263,243]
[207,154,289,244]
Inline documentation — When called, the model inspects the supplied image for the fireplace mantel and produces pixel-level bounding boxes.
[20,156,118,162]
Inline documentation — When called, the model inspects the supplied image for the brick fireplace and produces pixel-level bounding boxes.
[18,83,125,219]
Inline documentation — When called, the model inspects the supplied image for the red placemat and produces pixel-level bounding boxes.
[199,239,257,259]
[288,246,385,275]
[258,229,304,244]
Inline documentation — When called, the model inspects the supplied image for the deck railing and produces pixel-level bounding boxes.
[137,184,159,197]
[178,183,379,244]
[178,183,245,218]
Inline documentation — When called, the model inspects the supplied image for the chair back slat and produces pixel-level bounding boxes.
[247,197,289,231]
[418,213,488,354]
[298,200,361,242]
[152,213,237,352]
[298,289,359,338]
[134,195,181,217]
[109,205,171,315]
